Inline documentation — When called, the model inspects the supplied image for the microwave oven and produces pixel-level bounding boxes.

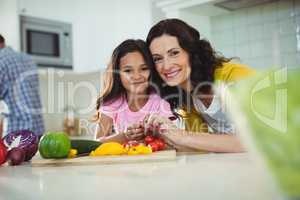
[20,15,73,69]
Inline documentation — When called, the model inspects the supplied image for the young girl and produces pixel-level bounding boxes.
[94,39,174,143]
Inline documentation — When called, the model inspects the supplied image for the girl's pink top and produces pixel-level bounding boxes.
[99,93,173,133]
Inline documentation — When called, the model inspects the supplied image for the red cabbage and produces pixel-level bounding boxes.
[3,130,39,161]
[7,147,26,166]
[24,143,38,161]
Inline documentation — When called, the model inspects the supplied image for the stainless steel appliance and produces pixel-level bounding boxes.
[20,15,73,69]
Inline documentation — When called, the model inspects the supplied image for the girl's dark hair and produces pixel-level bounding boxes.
[146,18,232,110]
[95,39,155,120]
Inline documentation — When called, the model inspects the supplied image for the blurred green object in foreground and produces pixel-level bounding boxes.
[229,68,300,199]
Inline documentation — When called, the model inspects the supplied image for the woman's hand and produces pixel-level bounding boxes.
[143,114,203,152]
[124,122,145,141]
[143,114,177,131]
[143,114,180,143]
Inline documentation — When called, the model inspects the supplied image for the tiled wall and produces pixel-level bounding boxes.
[210,0,300,69]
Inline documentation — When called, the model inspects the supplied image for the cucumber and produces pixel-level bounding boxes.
[70,140,101,154]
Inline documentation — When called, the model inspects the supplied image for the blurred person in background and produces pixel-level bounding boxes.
[0,34,44,137]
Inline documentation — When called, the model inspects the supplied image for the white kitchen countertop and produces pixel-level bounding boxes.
[0,153,280,200]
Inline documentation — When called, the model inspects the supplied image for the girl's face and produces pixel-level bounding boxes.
[119,51,150,95]
[149,34,191,89]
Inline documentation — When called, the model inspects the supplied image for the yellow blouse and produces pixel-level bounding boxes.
[176,62,255,133]
[214,62,256,82]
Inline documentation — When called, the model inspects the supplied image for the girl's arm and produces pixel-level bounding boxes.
[94,112,127,144]
[97,132,127,144]
[94,112,112,139]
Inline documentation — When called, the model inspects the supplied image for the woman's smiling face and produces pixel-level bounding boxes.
[149,34,191,89]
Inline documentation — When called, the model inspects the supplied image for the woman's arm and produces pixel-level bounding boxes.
[160,129,245,153]
[144,114,245,153]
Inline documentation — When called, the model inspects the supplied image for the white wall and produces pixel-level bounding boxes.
[152,0,212,41]
[3,0,152,72]
[151,0,166,25]
[210,0,300,69]
[180,11,212,41]
[0,0,19,50]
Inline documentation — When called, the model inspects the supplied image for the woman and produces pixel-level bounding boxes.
[144,19,255,153]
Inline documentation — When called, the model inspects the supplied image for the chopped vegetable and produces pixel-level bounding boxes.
[89,142,127,156]
[68,149,78,158]
[144,136,155,145]
[7,147,25,166]
[127,144,152,155]
[3,130,39,161]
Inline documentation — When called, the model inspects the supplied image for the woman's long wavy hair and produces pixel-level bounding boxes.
[94,39,156,121]
[146,18,232,111]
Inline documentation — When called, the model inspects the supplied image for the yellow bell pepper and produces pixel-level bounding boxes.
[127,144,152,155]
[89,142,127,156]
[68,149,78,158]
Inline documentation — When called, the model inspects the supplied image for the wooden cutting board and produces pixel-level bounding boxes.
[31,150,176,167]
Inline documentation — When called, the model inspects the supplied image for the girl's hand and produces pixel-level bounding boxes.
[124,122,145,141]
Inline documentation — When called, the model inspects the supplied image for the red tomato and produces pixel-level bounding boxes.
[154,139,165,151]
[148,142,159,152]
[144,136,155,145]
[123,142,129,148]
[128,140,139,147]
